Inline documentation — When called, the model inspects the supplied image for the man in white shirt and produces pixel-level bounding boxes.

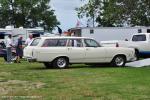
[25,34,33,46]
[5,34,13,63]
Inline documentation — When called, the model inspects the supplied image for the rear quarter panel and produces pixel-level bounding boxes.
[33,47,68,62]
[104,47,135,62]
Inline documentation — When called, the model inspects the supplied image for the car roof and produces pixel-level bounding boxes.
[38,36,93,40]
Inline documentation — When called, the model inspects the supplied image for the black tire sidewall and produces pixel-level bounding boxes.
[135,50,139,60]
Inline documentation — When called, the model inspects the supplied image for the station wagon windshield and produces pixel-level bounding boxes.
[84,39,100,47]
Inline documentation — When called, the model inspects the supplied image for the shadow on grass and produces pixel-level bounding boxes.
[29,64,119,71]
[28,66,48,70]
[70,64,118,69]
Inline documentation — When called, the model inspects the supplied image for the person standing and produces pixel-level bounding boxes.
[25,34,33,46]
[5,34,13,63]
[15,36,23,63]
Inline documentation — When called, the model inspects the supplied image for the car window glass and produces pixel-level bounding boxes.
[68,39,83,47]
[42,39,67,47]
[132,35,146,41]
[30,38,41,46]
[84,39,100,47]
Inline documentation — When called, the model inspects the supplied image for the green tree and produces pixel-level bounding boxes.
[0,0,59,31]
[76,0,102,27]
[77,0,150,27]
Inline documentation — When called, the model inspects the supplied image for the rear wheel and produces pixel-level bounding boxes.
[53,57,69,69]
[111,55,126,67]
[43,62,53,69]
[135,50,139,60]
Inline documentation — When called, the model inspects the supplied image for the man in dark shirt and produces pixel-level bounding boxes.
[15,36,23,63]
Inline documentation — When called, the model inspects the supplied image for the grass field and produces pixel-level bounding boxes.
[0,58,150,100]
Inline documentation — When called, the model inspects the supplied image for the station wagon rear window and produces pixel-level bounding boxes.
[132,35,146,41]
[42,39,67,47]
[30,38,41,46]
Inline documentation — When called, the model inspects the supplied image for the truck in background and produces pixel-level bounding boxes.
[101,33,150,59]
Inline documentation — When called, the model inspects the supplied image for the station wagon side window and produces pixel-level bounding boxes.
[42,39,67,47]
[67,39,83,47]
[30,38,41,46]
[84,39,100,47]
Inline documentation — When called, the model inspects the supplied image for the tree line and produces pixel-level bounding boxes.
[0,0,59,31]
[76,0,150,27]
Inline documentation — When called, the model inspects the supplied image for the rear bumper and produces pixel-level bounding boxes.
[25,57,36,62]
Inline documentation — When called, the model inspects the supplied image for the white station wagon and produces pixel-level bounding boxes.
[24,37,135,68]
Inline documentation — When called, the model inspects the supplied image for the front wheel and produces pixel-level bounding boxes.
[53,57,69,69]
[111,56,126,67]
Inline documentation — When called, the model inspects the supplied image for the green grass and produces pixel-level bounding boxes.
[0,58,150,100]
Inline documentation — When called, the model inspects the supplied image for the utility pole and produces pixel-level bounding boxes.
[89,0,95,27]
[93,11,95,27]
[10,0,15,27]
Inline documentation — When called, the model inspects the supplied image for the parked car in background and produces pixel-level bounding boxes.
[24,37,136,69]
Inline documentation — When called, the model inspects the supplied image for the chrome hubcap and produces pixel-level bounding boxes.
[57,58,66,68]
[115,57,124,66]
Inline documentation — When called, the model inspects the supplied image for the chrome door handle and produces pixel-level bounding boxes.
[86,48,89,50]
[68,48,72,50]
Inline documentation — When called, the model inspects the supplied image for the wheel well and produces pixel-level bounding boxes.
[135,49,139,54]
[112,54,126,62]
[52,56,69,63]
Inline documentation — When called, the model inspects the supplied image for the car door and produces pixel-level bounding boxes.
[84,39,107,63]
[67,39,85,63]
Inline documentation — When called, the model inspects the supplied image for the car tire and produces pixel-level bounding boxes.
[111,55,126,67]
[53,57,69,69]
[43,62,53,69]
[135,50,139,60]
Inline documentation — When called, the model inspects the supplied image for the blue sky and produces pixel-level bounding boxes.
[50,0,87,32]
